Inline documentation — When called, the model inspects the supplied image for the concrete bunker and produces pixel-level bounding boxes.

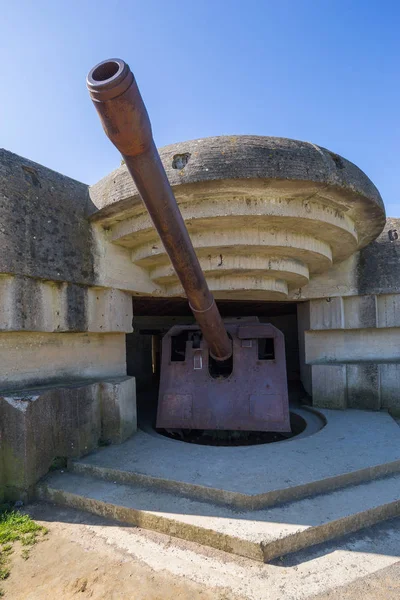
[2,127,400,504]
[1,55,400,566]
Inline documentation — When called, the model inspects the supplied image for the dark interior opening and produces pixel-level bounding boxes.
[208,349,233,379]
[91,60,120,82]
[158,411,306,446]
[170,331,189,362]
[258,337,275,360]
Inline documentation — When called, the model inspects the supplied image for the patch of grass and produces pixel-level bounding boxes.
[0,587,4,597]
[0,510,48,593]
[21,533,38,546]
[21,549,30,561]
[0,511,47,546]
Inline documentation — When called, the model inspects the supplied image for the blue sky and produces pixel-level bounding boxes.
[1,0,399,215]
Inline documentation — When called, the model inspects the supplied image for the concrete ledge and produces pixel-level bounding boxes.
[0,376,136,501]
[0,331,127,391]
[0,276,133,333]
[69,454,400,512]
[306,328,400,364]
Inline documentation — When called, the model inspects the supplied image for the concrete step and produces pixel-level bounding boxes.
[37,470,400,563]
[68,452,400,511]
[66,410,400,510]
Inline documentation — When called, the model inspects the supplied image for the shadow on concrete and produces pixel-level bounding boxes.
[27,501,400,566]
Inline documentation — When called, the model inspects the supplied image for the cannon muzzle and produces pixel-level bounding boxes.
[87,59,232,361]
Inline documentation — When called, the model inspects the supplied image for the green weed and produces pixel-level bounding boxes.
[0,510,48,595]
[0,511,47,546]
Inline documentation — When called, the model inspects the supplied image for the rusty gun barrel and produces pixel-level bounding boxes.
[87,59,232,361]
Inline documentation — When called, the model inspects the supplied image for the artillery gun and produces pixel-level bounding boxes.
[87,58,290,432]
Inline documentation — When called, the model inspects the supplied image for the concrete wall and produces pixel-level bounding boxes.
[0,149,158,297]
[0,377,136,501]
[0,150,94,285]
[301,294,400,412]
[297,302,312,396]
[295,218,400,413]
[291,219,400,300]
[0,150,137,501]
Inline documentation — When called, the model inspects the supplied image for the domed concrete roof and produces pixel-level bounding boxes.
[89,136,385,300]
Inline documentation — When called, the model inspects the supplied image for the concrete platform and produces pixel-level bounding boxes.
[36,408,400,562]
[68,408,400,509]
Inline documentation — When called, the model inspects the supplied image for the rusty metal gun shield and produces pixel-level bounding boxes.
[156,320,290,432]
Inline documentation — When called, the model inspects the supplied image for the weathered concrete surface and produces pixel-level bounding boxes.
[0,145,394,302]
[381,364,400,410]
[100,378,137,444]
[0,377,136,501]
[89,136,384,233]
[344,294,377,328]
[6,504,400,600]
[346,364,381,410]
[358,217,400,295]
[292,218,400,300]
[0,145,394,303]
[0,149,94,285]
[0,275,133,333]
[301,286,400,410]
[90,222,160,295]
[311,365,347,409]
[37,467,400,563]
[311,360,400,412]
[306,328,400,364]
[67,409,400,509]
[309,297,344,330]
[377,292,400,327]
[89,136,385,301]
[0,331,126,391]
[87,287,133,333]
[297,302,312,395]
[0,143,397,507]
[0,148,158,296]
